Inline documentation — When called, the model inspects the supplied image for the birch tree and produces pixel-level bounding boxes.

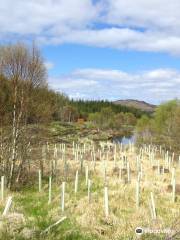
[0,43,47,189]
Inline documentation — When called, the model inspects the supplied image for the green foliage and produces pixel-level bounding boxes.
[136,100,180,152]
[136,115,151,131]
[0,74,69,125]
[0,75,12,123]
[88,107,137,130]
[153,100,179,134]
[136,115,154,144]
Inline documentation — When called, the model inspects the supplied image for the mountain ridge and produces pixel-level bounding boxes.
[113,99,157,112]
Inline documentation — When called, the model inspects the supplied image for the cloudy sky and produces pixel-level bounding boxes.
[1,0,180,103]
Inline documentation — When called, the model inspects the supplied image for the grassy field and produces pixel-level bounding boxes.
[0,139,180,240]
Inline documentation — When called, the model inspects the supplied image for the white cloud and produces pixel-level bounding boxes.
[144,69,177,79]
[44,61,54,70]
[104,0,180,30]
[49,68,180,103]
[72,68,131,81]
[43,28,180,55]
[1,0,180,54]
[0,0,98,34]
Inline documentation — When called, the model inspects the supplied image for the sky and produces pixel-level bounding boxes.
[0,0,180,104]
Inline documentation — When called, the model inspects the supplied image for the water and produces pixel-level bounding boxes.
[113,135,135,145]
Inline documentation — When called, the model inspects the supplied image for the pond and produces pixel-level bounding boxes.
[113,135,136,145]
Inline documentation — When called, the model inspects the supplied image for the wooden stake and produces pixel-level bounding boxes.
[2,196,12,216]
[41,216,67,235]
[104,187,109,218]
[171,168,175,185]
[38,170,42,192]
[148,200,154,220]
[104,166,107,185]
[61,182,65,212]
[127,162,130,183]
[172,178,176,203]
[150,192,156,220]
[114,145,117,168]
[136,180,140,209]
[75,170,78,194]
[1,176,4,201]
[157,160,160,175]
[88,179,91,203]
[48,176,52,204]
[85,166,88,186]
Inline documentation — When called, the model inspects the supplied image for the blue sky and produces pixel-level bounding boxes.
[1,0,180,103]
[42,44,180,75]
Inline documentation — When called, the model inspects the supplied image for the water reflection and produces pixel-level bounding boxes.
[113,135,135,145]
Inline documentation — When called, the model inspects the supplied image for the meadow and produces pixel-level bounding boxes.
[0,138,179,240]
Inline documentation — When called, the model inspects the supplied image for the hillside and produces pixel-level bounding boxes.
[71,100,148,119]
[113,99,156,112]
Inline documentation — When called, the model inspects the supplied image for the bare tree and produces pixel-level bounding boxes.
[0,42,47,189]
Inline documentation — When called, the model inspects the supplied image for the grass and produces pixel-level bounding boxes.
[0,142,180,239]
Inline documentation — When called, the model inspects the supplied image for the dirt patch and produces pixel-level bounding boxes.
[166,184,180,194]
[112,167,119,177]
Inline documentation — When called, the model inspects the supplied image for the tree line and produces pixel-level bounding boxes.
[70,99,148,119]
[69,100,149,129]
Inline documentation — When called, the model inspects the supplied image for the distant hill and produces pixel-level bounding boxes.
[113,99,156,112]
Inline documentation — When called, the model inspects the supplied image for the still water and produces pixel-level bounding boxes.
[113,135,135,145]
